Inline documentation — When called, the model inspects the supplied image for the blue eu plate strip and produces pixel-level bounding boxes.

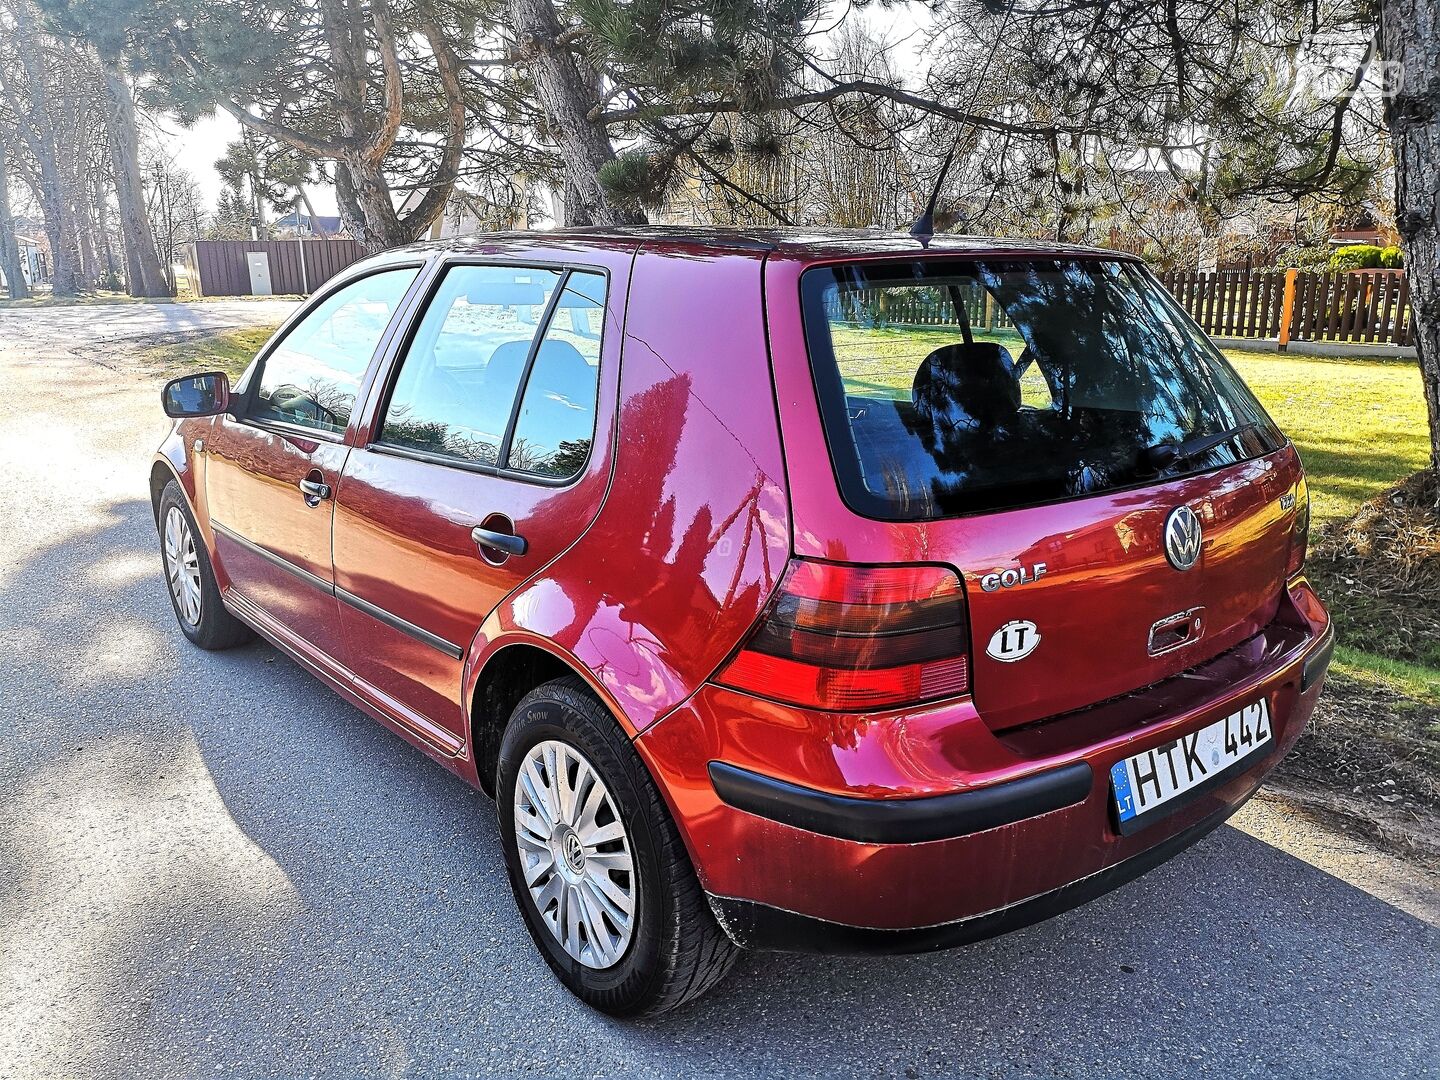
[1111,759,1137,822]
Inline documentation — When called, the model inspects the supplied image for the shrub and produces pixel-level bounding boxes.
[1379,245,1405,269]
[1273,244,1332,271]
[1329,244,1385,271]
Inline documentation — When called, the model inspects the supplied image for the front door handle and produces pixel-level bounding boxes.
[298,477,332,503]
[471,526,527,558]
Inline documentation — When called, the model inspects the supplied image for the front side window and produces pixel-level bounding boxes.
[803,259,1285,519]
[380,265,564,466]
[251,267,418,434]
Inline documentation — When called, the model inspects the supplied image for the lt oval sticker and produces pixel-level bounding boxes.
[986,620,1041,662]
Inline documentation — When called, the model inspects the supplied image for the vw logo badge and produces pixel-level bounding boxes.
[1163,505,1203,571]
[563,831,586,874]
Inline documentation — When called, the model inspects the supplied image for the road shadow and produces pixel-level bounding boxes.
[1,496,1436,1079]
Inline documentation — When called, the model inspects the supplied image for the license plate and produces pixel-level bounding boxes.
[1110,700,1272,834]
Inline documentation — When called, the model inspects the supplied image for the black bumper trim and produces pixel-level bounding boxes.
[1301,624,1335,692]
[707,759,1094,845]
[710,791,1247,955]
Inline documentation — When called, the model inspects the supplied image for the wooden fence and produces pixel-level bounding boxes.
[1158,268,1413,347]
[828,268,1414,349]
[828,283,1016,332]
[184,238,367,297]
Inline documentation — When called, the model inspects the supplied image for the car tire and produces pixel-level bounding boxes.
[496,676,738,1017]
[157,479,253,651]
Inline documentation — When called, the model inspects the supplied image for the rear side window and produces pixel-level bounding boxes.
[379,265,605,479]
[251,267,418,434]
[802,259,1284,519]
[380,265,564,466]
[506,272,605,478]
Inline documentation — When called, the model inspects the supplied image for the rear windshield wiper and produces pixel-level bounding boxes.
[1143,422,1255,473]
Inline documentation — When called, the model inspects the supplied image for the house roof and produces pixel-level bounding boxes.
[274,210,345,235]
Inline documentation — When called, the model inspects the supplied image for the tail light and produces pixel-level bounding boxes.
[715,559,971,711]
[1287,475,1310,577]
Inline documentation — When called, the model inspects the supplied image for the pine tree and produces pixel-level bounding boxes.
[476,0,1012,226]
[207,185,251,241]
[39,0,469,251]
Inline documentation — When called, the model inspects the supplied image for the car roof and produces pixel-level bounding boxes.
[380,226,1131,263]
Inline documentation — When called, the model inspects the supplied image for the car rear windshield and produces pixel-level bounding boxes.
[801,258,1285,520]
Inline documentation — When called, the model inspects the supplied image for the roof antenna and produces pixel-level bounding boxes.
[907,1,1016,247]
[909,142,959,247]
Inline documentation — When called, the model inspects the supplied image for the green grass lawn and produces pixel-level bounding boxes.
[138,325,278,379]
[0,289,157,308]
[1225,349,1430,529]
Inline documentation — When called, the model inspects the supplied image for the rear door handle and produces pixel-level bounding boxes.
[471,526,527,558]
[298,478,332,502]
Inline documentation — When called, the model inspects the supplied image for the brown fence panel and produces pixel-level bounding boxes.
[1379,273,1399,344]
[1256,272,1274,336]
[1302,273,1317,339]
[185,238,367,297]
[1336,273,1354,340]
[1396,276,1412,345]
[1231,269,1249,335]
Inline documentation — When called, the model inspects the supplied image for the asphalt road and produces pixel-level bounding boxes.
[0,297,301,350]
[1,303,1437,1079]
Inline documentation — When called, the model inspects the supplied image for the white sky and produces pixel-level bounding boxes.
[146,109,342,217]
[150,5,931,220]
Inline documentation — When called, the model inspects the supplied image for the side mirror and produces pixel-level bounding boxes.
[162,371,231,418]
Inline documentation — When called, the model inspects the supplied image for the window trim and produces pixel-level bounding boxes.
[235,260,429,442]
[367,256,611,489]
[798,255,1287,523]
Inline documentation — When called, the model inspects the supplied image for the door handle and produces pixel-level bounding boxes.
[298,477,332,503]
[471,526,527,558]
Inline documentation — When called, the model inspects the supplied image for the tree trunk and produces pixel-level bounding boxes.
[0,137,31,299]
[1382,0,1440,480]
[94,183,118,287]
[4,0,80,294]
[101,62,171,297]
[508,0,647,227]
[297,185,324,236]
[33,164,80,295]
[333,157,411,252]
[75,189,98,287]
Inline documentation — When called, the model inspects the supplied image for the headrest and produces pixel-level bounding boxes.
[529,339,593,396]
[911,342,1020,430]
[484,340,533,393]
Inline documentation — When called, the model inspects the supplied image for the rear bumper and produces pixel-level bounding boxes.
[635,579,1332,952]
[710,788,1250,954]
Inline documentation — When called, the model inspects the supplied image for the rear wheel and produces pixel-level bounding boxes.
[157,479,253,650]
[496,676,738,1016]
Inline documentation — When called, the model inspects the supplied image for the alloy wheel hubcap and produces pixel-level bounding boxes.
[163,506,202,627]
[513,740,636,970]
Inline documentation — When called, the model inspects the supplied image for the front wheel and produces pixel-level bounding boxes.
[496,676,738,1016]
[157,479,253,650]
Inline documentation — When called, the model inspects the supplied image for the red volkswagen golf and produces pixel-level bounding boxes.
[154,228,1332,1016]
